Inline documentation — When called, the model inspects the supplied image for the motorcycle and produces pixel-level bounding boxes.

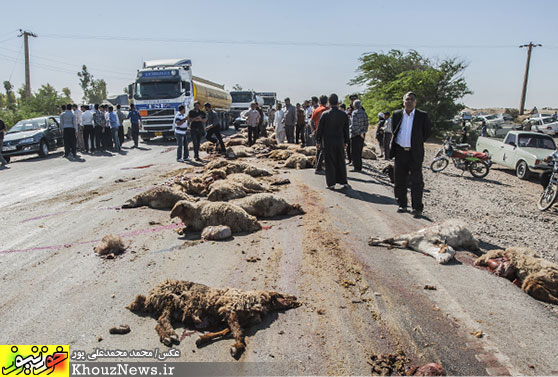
[537,152,558,211]
[430,137,492,178]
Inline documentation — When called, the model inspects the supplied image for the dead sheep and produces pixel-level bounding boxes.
[234,193,304,218]
[207,180,247,201]
[284,153,315,169]
[200,141,215,152]
[294,146,316,156]
[204,159,272,177]
[227,173,266,193]
[255,137,277,147]
[174,176,208,196]
[170,200,261,233]
[264,149,294,161]
[226,146,253,159]
[362,146,377,160]
[94,235,127,258]
[229,133,247,140]
[122,186,195,209]
[224,138,248,147]
[201,225,232,241]
[369,220,479,264]
[127,279,300,358]
[475,247,558,305]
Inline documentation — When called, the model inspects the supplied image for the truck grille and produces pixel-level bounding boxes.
[144,126,173,132]
[147,109,175,117]
[143,119,173,126]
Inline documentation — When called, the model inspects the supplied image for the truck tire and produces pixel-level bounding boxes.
[516,160,530,180]
[38,139,49,158]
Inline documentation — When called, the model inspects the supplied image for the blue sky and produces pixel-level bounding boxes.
[1,0,557,109]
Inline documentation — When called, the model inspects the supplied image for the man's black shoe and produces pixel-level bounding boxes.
[350,168,361,172]
[397,206,408,213]
[411,209,423,218]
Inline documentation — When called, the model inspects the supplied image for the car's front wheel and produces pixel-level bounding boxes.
[516,160,530,180]
[38,139,49,157]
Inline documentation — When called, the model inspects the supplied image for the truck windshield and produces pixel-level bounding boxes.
[134,81,181,100]
[263,97,275,106]
[231,92,253,103]
[518,135,556,150]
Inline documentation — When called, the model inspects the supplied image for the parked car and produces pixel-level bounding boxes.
[476,131,556,179]
[527,116,558,136]
[233,110,268,130]
[473,114,505,126]
[1,116,63,162]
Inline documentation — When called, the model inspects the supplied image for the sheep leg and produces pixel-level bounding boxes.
[368,235,410,249]
[522,273,558,305]
[195,328,231,347]
[226,312,246,359]
[155,308,180,346]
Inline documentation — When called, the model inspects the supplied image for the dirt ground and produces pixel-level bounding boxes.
[0,136,557,376]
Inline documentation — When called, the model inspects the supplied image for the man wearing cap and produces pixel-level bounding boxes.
[390,92,431,218]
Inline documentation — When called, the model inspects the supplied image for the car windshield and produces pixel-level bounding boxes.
[518,135,556,150]
[8,118,47,133]
[542,118,555,124]
[231,92,254,103]
[485,115,497,120]
[134,80,181,100]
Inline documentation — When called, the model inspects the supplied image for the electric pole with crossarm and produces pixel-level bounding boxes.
[18,29,37,98]
[519,42,541,115]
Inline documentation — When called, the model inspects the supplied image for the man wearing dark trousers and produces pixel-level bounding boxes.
[316,93,350,189]
[349,100,369,172]
[60,104,78,159]
[204,103,226,154]
[390,92,431,218]
[187,101,206,161]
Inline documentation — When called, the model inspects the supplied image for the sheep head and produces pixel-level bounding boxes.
[269,292,300,310]
[126,294,147,312]
[170,200,195,227]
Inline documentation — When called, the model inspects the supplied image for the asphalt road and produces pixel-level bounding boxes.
[0,136,557,376]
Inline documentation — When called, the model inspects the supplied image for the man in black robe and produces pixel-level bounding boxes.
[316,94,350,189]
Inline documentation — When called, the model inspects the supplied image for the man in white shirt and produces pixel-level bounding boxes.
[274,103,286,144]
[244,102,261,146]
[81,105,95,153]
[174,105,189,162]
[390,92,432,218]
[73,104,84,151]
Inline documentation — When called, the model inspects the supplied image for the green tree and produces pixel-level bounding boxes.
[78,65,92,102]
[3,81,17,110]
[89,78,107,104]
[350,50,472,134]
[77,65,108,103]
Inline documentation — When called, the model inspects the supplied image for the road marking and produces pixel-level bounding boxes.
[0,223,181,254]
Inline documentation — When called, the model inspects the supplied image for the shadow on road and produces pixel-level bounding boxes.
[342,187,397,205]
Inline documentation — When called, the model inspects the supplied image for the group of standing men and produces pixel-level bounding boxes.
[58,103,143,159]
[174,101,226,162]
[269,91,431,218]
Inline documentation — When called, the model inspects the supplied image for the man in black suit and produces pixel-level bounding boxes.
[316,93,350,190]
[389,92,432,218]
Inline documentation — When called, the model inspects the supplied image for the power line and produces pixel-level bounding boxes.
[8,41,23,81]
[40,33,524,49]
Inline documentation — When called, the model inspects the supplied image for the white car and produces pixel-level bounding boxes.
[529,117,558,136]
[474,114,504,126]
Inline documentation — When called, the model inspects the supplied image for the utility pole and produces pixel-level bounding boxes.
[519,42,541,115]
[18,29,37,98]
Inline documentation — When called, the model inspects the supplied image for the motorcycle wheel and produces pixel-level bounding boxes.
[468,160,490,178]
[430,158,449,172]
[537,183,558,211]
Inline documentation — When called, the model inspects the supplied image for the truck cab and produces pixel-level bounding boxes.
[132,59,231,141]
[229,91,263,122]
